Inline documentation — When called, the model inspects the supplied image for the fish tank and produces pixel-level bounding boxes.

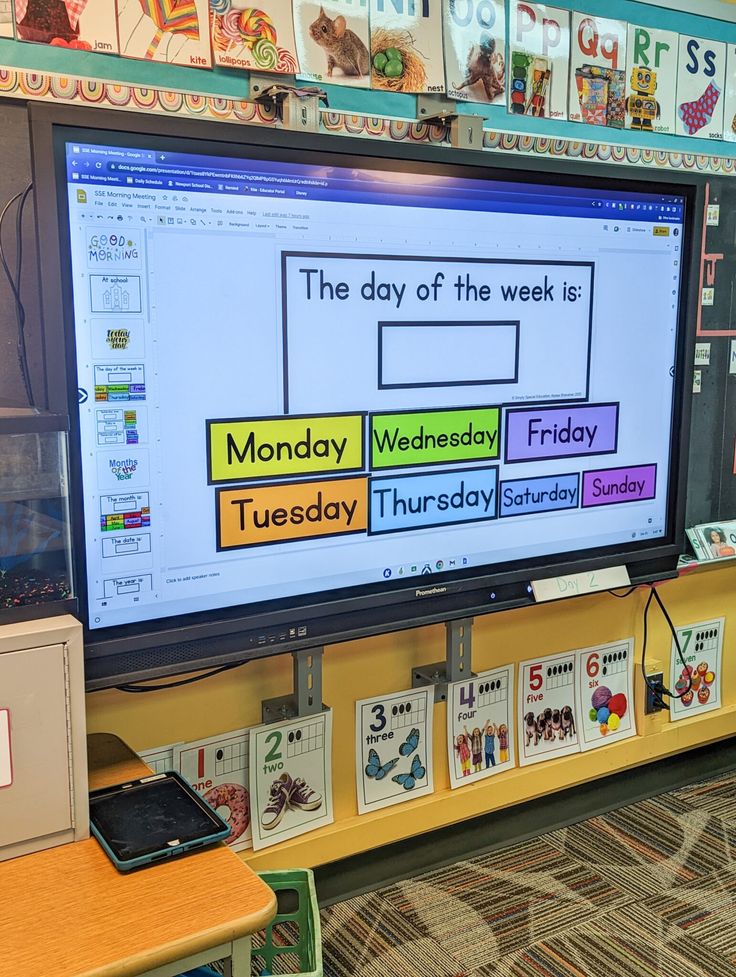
[0,408,76,623]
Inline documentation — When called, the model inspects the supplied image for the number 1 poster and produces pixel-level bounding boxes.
[518,652,580,766]
[249,710,333,851]
[576,639,636,751]
[447,666,514,789]
[356,687,433,814]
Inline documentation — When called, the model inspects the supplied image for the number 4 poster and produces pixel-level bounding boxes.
[576,639,636,751]
[670,618,724,720]
[249,711,333,851]
[356,687,433,814]
[447,666,514,789]
[518,651,580,766]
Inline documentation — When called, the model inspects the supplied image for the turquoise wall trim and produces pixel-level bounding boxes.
[1,0,736,154]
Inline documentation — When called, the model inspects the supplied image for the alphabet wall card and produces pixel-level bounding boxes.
[722,46,736,141]
[508,2,569,120]
[444,0,505,104]
[211,1,299,73]
[14,0,118,52]
[669,618,724,721]
[116,0,212,68]
[576,639,636,752]
[0,0,13,37]
[447,665,515,789]
[175,727,253,852]
[370,0,445,94]
[625,24,679,134]
[249,710,333,850]
[356,686,433,813]
[518,651,580,766]
[676,34,725,140]
[569,13,627,128]
[294,0,370,88]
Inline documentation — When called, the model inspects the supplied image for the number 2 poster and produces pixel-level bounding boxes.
[518,652,580,766]
[447,666,515,789]
[356,687,433,814]
[576,639,636,751]
[249,710,333,851]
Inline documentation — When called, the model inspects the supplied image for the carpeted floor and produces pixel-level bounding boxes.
[316,769,736,977]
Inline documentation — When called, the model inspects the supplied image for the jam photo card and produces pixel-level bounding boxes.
[447,665,515,789]
[175,727,253,852]
[13,0,119,52]
[370,0,445,94]
[669,618,724,720]
[0,0,13,37]
[116,0,212,67]
[444,0,505,104]
[625,24,678,135]
[569,13,627,128]
[676,33,725,140]
[249,710,333,850]
[211,1,299,74]
[576,639,636,752]
[518,651,580,766]
[294,0,370,88]
[356,686,433,814]
[508,1,569,120]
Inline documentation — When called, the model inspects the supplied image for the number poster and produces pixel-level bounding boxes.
[356,686,433,814]
[249,710,333,850]
[669,618,724,721]
[576,639,636,751]
[518,651,580,766]
[447,665,514,789]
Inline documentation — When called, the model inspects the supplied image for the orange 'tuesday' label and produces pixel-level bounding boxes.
[217,476,368,550]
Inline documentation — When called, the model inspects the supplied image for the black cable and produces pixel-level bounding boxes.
[0,183,34,406]
[115,659,249,693]
[609,585,638,599]
[639,585,692,701]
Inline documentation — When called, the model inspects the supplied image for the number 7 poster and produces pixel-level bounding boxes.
[518,651,580,766]
[447,665,515,789]
[576,639,636,751]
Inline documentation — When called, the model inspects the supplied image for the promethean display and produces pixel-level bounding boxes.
[61,139,686,631]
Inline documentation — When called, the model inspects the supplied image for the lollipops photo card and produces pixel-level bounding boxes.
[212,1,299,74]
[13,0,119,52]
[116,0,212,67]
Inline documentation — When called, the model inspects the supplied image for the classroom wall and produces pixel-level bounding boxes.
[86,562,736,871]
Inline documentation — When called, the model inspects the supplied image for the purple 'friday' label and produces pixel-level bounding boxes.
[505,404,619,463]
[582,464,657,507]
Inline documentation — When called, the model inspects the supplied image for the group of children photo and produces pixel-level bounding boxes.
[454,720,509,777]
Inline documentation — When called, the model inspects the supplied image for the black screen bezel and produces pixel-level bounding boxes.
[28,104,700,685]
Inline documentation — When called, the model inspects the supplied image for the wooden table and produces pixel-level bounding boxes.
[0,734,277,977]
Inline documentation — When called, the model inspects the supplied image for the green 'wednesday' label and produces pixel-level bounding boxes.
[370,407,500,470]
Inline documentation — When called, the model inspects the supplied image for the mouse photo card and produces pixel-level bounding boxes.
[294,0,370,87]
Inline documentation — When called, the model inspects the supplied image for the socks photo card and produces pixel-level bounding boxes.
[676,33,725,140]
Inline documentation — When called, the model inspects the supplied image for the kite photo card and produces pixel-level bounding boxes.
[116,0,212,67]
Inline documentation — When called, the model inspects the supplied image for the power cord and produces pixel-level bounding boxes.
[116,658,249,693]
[0,182,35,406]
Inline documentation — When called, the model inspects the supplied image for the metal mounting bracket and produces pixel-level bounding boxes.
[416,96,485,150]
[412,618,475,703]
[250,76,325,132]
[261,647,325,724]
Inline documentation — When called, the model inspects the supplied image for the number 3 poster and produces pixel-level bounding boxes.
[518,652,580,766]
[447,666,515,789]
[356,687,433,814]
[576,639,636,751]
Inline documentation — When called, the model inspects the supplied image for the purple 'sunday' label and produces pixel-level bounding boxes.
[582,465,657,507]
[505,404,619,463]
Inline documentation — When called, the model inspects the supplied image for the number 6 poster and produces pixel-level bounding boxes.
[356,687,433,814]
[576,639,636,751]
[518,652,580,766]
[447,666,515,789]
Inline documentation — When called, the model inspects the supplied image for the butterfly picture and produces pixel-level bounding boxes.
[392,754,426,791]
[399,727,420,757]
[365,748,398,780]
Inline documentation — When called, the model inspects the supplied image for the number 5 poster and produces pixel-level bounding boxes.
[356,687,433,814]
[249,711,333,851]
[576,639,636,751]
[518,652,580,766]
[447,666,515,789]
